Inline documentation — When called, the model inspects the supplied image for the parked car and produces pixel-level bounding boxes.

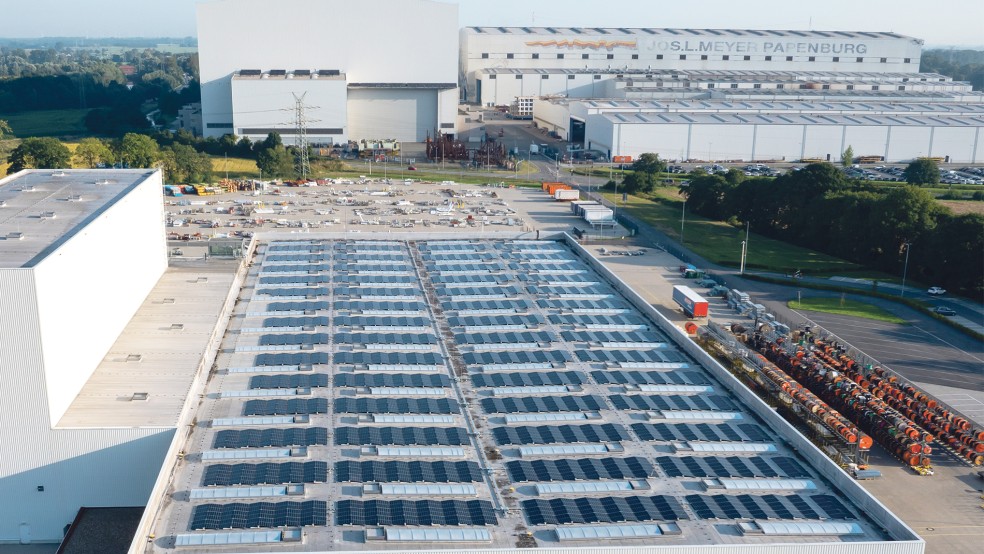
[933,306,956,316]
[927,286,946,295]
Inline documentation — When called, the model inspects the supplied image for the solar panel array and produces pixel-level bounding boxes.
[169,239,877,546]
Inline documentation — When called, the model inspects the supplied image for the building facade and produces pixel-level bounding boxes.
[197,0,459,143]
[0,170,173,543]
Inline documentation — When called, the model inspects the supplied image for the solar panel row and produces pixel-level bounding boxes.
[481,395,605,414]
[335,461,483,483]
[506,457,654,482]
[493,424,629,445]
[470,371,586,388]
[656,456,810,478]
[334,427,469,446]
[522,496,687,525]
[202,462,328,486]
[333,398,458,414]
[632,422,769,442]
[336,500,498,526]
[592,370,710,386]
[190,501,327,530]
[214,428,329,449]
[609,394,736,412]
[334,373,450,388]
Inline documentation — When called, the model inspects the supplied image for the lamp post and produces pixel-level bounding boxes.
[680,198,686,245]
[900,241,911,298]
[740,221,749,275]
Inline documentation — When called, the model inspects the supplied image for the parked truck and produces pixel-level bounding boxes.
[672,285,709,318]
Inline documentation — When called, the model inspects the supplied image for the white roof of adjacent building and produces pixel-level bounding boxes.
[598,111,984,127]
[464,27,917,41]
[0,169,156,268]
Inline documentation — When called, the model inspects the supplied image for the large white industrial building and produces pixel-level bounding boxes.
[461,27,984,163]
[197,0,459,143]
[0,170,171,542]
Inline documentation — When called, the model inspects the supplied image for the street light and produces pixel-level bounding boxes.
[900,241,911,298]
[680,198,686,245]
[740,221,749,275]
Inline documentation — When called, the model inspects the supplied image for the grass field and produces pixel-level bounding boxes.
[0,109,91,138]
[212,156,260,179]
[606,190,867,275]
[789,297,908,324]
[938,199,984,215]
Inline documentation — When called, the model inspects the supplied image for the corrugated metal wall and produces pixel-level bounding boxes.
[348,89,438,142]
[0,172,174,542]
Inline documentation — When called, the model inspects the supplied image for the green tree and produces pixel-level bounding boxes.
[841,145,854,167]
[7,137,71,172]
[630,153,667,179]
[116,133,160,168]
[0,119,11,140]
[903,159,940,185]
[166,144,213,183]
[73,137,114,168]
[256,145,295,179]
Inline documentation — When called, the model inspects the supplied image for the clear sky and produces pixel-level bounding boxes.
[2,0,982,47]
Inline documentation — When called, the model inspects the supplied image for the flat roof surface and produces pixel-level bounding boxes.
[0,169,156,268]
[562,98,984,115]
[147,238,898,551]
[56,261,239,429]
[464,27,915,41]
[597,110,984,127]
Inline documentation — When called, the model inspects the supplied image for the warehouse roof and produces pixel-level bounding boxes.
[146,238,908,552]
[464,27,916,42]
[550,98,984,116]
[481,68,949,82]
[597,110,984,127]
[0,169,156,268]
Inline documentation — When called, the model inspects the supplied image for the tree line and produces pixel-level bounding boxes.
[680,162,983,295]
[920,48,984,91]
[3,129,304,183]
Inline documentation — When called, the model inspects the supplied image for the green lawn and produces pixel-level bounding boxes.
[607,191,864,274]
[788,297,908,324]
[212,156,260,179]
[0,109,91,138]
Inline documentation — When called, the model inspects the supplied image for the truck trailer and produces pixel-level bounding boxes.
[672,285,709,318]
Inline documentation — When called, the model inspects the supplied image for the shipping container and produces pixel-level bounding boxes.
[570,200,598,214]
[583,207,614,222]
[555,189,580,201]
[673,285,709,318]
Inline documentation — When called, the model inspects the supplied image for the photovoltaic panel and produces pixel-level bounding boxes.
[455,331,555,345]
[463,350,570,366]
[334,461,483,483]
[521,496,687,525]
[334,427,470,446]
[333,352,444,366]
[190,501,327,530]
[686,494,821,520]
[335,316,431,328]
[655,456,807,478]
[335,274,416,284]
[335,500,498,526]
[243,398,329,416]
[250,374,329,389]
[334,373,450,387]
[492,424,629,445]
[265,301,329,312]
[506,457,654,482]
[214,427,329,448]
[335,301,427,312]
[255,352,329,366]
[470,371,586,387]
[481,395,605,414]
[576,350,684,363]
[258,333,329,346]
[333,398,458,414]
[592,370,710,386]
[334,333,437,345]
[202,462,328,486]
[609,395,736,412]
[810,494,857,519]
[258,287,329,297]
[548,314,643,326]
[259,275,331,285]
[562,331,663,343]
[631,422,768,442]
[261,316,330,328]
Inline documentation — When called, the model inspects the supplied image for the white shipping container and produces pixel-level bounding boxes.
[555,189,580,201]
[583,208,614,222]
